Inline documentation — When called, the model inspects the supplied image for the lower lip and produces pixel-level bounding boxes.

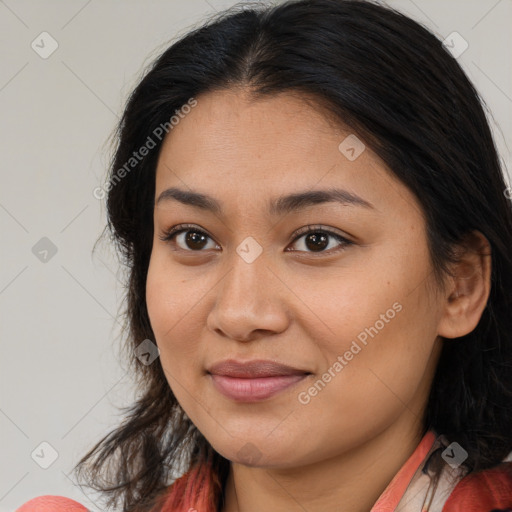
[209,374,308,402]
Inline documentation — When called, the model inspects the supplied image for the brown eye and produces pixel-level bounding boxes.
[288,226,353,255]
[183,230,209,250]
[303,232,329,252]
[158,225,219,251]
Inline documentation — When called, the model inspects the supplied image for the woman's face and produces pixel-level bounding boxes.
[146,88,445,468]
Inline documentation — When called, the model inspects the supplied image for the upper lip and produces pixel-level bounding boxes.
[207,359,310,378]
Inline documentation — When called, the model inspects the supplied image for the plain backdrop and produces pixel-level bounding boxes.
[1,0,511,510]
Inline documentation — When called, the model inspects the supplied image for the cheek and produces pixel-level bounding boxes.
[293,305,436,459]
[146,256,172,336]
[145,251,223,417]
[303,247,438,408]
[145,255,199,373]
[316,292,437,414]
[146,249,197,334]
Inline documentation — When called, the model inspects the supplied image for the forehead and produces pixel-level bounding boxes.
[158,89,349,168]
[154,89,419,220]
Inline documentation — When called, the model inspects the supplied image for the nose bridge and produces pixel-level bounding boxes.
[220,242,272,311]
[207,241,288,339]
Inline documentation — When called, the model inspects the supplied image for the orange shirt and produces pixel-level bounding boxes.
[160,430,512,512]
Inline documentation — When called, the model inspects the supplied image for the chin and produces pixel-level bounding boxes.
[207,434,306,469]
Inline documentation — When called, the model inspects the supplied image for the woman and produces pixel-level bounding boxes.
[16,0,512,511]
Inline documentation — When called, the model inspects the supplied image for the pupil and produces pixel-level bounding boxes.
[306,232,328,251]
[186,231,207,250]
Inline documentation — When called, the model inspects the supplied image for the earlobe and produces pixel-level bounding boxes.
[437,231,492,339]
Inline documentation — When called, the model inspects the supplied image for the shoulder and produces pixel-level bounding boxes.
[16,495,89,511]
[442,462,512,512]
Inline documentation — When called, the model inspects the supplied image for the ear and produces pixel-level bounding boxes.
[437,231,492,339]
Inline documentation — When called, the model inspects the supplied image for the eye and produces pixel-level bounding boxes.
[287,225,353,255]
[158,224,219,251]
[158,223,353,255]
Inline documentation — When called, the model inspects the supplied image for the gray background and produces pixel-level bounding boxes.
[1,1,511,511]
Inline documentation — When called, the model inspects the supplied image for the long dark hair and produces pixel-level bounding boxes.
[74,0,512,510]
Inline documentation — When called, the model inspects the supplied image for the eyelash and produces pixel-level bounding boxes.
[158,223,353,255]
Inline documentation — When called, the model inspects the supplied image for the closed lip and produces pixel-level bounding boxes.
[207,359,311,378]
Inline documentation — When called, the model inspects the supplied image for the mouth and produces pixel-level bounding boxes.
[206,359,312,402]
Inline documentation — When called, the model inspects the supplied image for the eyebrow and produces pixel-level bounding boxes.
[155,187,374,216]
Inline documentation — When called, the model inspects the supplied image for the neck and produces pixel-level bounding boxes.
[221,414,426,512]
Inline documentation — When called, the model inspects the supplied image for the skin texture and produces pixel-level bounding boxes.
[146,89,491,511]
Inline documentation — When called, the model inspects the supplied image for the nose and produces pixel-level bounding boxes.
[206,248,290,342]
